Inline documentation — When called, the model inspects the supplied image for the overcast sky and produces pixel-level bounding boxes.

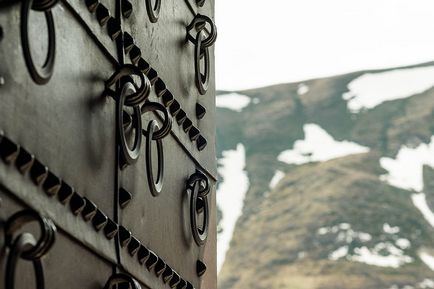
[215,0,434,90]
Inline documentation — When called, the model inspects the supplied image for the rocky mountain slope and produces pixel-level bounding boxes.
[216,62,434,289]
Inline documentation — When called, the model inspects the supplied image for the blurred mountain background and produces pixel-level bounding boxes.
[216,62,434,289]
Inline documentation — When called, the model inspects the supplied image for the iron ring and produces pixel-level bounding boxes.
[141,102,172,140]
[6,233,45,289]
[145,0,161,23]
[5,209,56,260]
[103,273,142,289]
[106,64,151,107]
[187,14,217,48]
[194,31,209,95]
[187,171,210,197]
[21,0,56,85]
[118,82,142,167]
[190,182,209,246]
[145,120,164,197]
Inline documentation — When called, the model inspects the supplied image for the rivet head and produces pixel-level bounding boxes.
[85,0,99,12]
[137,245,150,264]
[137,58,150,74]
[196,135,207,151]
[118,226,132,247]
[129,45,141,64]
[121,0,133,18]
[81,197,98,221]
[145,251,158,270]
[154,258,166,277]
[15,148,34,174]
[107,17,121,40]
[162,266,173,283]
[182,119,193,133]
[57,181,74,205]
[169,100,181,117]
[70,192,86,215]
[127,236,141,256]
[189,126,200,141]
[162,91,174,107]
[169,272,180,288]
[104,219,118,240]
[42,171,61,197]
[196,103,206,119]
[30,159,48,185]
[96,5,110,26]
[119,187,132,208]
[92,209,108,231]
[0,136,19,164]
[176,280,187,289]
[196,260,207,277]
[176,109,187,125]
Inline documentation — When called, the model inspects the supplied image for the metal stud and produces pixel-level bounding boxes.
[81,197,98,221]
[96,5,110,26]
[107,17,121,40]
[92,209,108,231]
[196,135,207,151]
[145,250,158,270]
[162,266,173,283]
[155,78,167,97]
[42,171,61,196]
[154,258,166,277]
[70,192,86,215]
[135,58,149,74]
[119,187,132,208]
[123,32,135,54]
[137,245,150,264]
[146,68,158,85]
[169,272,180,288]
[121,0,133,18]
[196,260,206,277]
[118,226,132,247]
[127,236,141,256]
[30,160,48,185]
[176,280,187,289]
[104,219,118,240]
[196,103,206,119]
[162,90,174,107]
[15,148,34,174]
[186,282,194,289]
[0,136,19,164]
[57,181,74,204]
[169,100,181,117]
[129,45,141,64]
[176,109,187,125]
[183,119,193,133]
[85,0,99,12]
[189,126,200,141]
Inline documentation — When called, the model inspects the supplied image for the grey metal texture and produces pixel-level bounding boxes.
[0,0,217,288]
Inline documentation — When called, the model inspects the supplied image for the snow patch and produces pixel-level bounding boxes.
[269,170,285,189]
[348,243,413,268]
[319,223,372,243]
[384,223,400,234]
[396,238,411,250]
[420,279,434,289]
[329,246,349,260]
[419,251,434,271]
[297,83,309,95]
[216,93,251,112]
[412,193,434,229]
[380,136,434,192]
[343,66,434,113]
[278,124,369,165]
[217,144,249,273]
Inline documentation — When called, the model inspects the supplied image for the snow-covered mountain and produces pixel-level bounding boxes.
[216,62,434,289]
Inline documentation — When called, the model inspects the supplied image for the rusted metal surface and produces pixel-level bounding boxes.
[0,0,217,287]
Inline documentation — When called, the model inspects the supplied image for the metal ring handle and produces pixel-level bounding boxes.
[190,182,208,246]
[21,0,56,85]
[145,0,160,23]
[32,0,59,11]
[5,209,56,260]
[194,31,209,95]
[187,14,217,48]
[145,120,164,197]
[141,102,172,140]
[187,171,210,197]
[106,64,151,107]
[118,82,142,167]
[103,273,142,289]
[6,233,45,289]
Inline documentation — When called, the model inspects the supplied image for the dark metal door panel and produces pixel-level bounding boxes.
[0,0,217,287]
